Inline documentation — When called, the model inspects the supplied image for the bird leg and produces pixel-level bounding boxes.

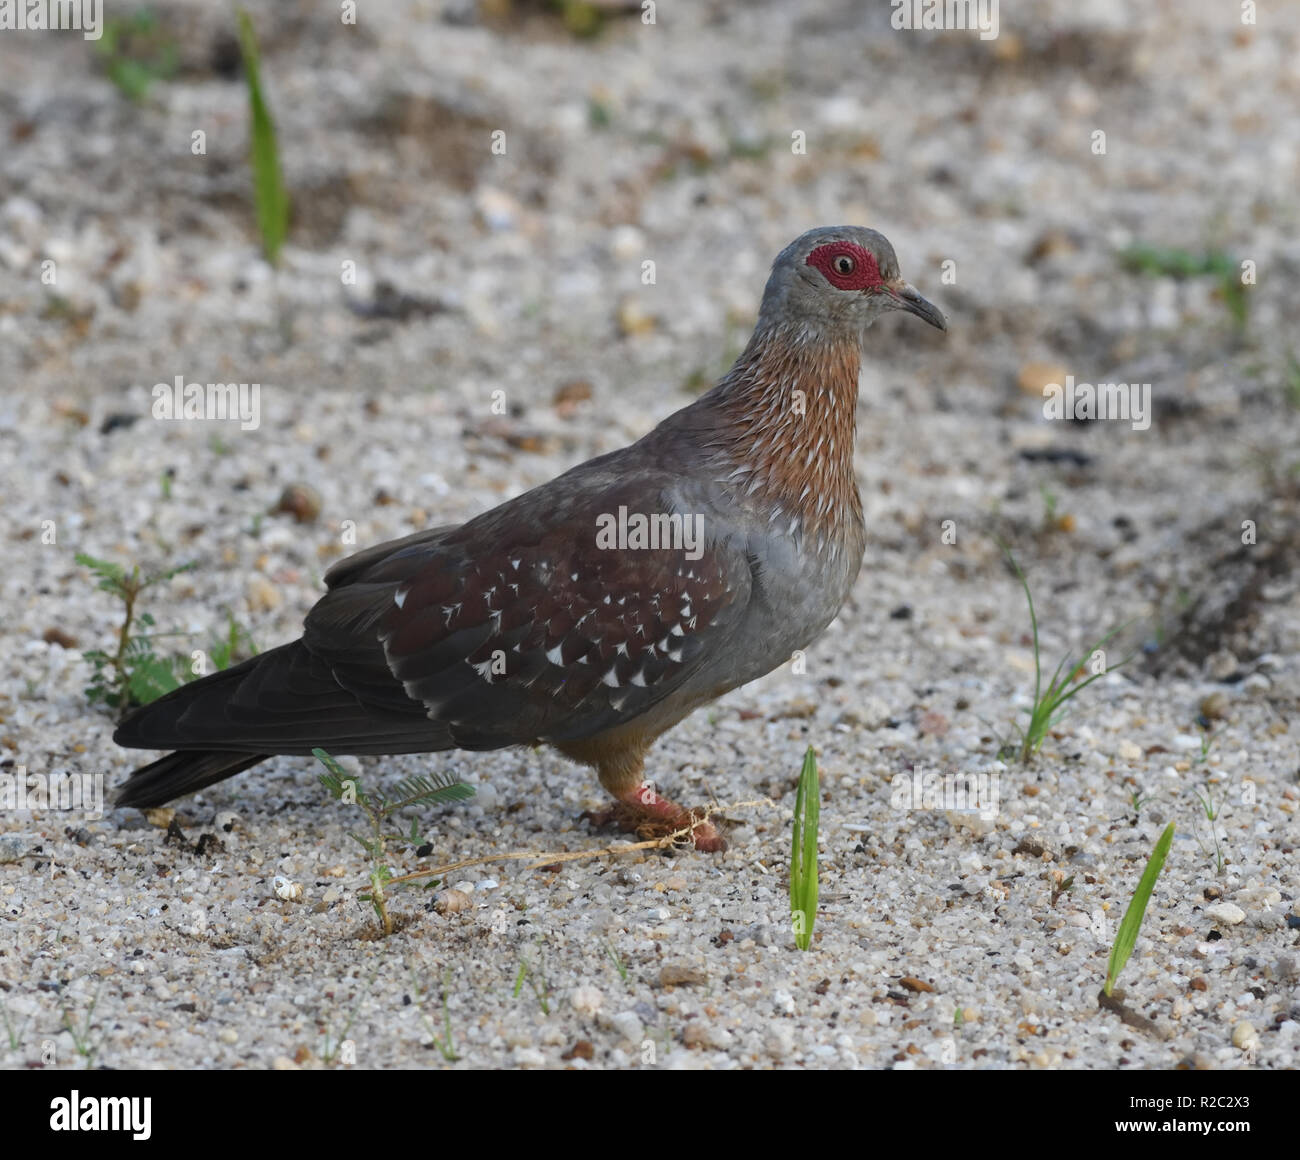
[584,752,726,852]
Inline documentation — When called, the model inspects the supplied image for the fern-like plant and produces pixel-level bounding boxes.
[315,748,474,936]
[76,553,196,710]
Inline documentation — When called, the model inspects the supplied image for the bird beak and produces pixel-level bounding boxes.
[888,281,947,331]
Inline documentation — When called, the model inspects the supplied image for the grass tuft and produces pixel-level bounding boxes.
[1001,545,1129,762]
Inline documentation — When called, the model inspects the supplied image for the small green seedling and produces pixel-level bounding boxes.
[1104,821,1175,997]
[318,970,374,1066]
[1284,353,1300,410]
[1001,546,1129,762]
[205,613,258,673]
[1119,245,1247,332]
[1128,787,1155,820]
[77,553,196,710]
[94,9,178,102]
[1,994,31,1055]
[407,964,459,1062]
[790,745,820,951]
[237,10,289,263]
[315,747,473,936]
[514,947,551,1015]
[1196,730,1213,765]
[79,554,257,710]
[59,983,105,1070]
[1038,484,1071,534]
[605,940,630,986]
[1050,873,1075,909]
[1191,783,1226,876]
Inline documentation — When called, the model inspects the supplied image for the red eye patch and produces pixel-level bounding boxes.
[806,242,884,291]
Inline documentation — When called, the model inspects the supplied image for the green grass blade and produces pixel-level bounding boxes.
[790,746,820,951]
[236,10,289,264]
[1105,821,1175,996]
[999,545,1042,707]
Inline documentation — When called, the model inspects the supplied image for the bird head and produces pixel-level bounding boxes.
[757,225,947,339]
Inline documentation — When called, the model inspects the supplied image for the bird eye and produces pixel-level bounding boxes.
[832,255,855,276]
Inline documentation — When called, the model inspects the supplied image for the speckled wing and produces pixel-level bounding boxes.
[305,488,754,750]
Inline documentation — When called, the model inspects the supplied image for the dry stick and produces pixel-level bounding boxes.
[383,797,775,887]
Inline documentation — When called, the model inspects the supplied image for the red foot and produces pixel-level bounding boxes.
[582,783,727,852]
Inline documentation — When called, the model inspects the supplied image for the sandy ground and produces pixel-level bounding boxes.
[2,0,1298,1070]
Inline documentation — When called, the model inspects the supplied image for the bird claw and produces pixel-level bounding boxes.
[581,800,727,852]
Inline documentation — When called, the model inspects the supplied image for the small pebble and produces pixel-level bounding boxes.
[609,1011,643,1043]
[246,575,281,612]
[1013,834,1054,859]
[765,1023,795,1059]
[0,834,37,863]
[1205,903,1245,926]
[513,1047,547,1068]
[682,1021,727,1050]
[569,985,604,1015]
[272,483,322,523]
[1198,691,1228,721]
[435,888,473,915]
[1204,649,1239,681]
[273,876,303,901]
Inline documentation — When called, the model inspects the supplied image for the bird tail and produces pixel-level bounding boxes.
[111,640,441,808]
[114,750,269,809]
[112,644,296,809]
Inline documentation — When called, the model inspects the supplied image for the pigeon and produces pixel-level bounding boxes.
[114,226,946,850]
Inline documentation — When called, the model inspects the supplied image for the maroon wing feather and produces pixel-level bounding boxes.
[307,483,752,750]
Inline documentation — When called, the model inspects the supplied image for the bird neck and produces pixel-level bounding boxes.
[702,322,864,541]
